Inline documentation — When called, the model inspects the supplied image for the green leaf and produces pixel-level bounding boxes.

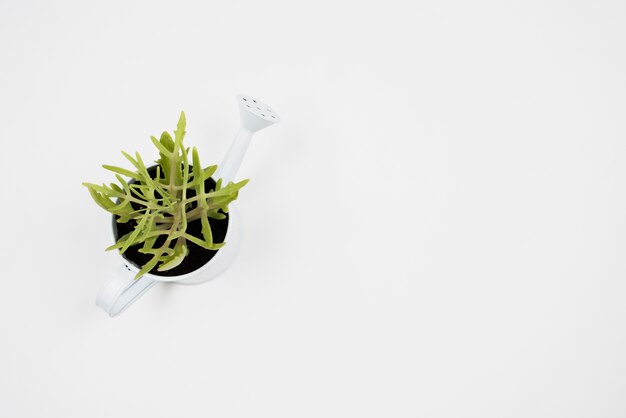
[135,256,160,279]
[105,231,133,251]
[207,210,226,220]
[141,235,157,253]
[83,183,115,210]
[150,135,173,157]
[139,230,171,240]
[205,179,249,198]
[102,165,140,180]
[116,212,133,223]
[134,152,151,179]
[157,238,188,271]
[182,233,224,250]
[109,199,131,215]
[110,183,123,194]
[165,112,186,189]
[115,175,131,194]
[200,214,213,247]
[157,131,175,184]
[203,165,217,179]
[192,148,208,209]
[121,151,139,170]
[83,183,125,200]
[175,111,186,143]
[119,211,150,254]
[160,131,175,151]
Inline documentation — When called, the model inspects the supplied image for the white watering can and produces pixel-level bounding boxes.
[96,95,281,317]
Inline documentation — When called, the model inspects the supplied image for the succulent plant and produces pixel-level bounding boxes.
[83,112,248,279]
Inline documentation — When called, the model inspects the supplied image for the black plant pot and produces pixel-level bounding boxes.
[112,165,229,277]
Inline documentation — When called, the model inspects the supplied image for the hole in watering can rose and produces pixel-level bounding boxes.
[112,164,229,277]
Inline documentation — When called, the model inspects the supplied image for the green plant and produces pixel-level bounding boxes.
[83,112,248,279]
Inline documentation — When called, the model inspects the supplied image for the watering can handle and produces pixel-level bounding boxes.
[96,265,157,317]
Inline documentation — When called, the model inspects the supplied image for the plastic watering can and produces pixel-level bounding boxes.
[96,95,281,317]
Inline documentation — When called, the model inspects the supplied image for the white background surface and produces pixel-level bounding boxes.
[1,0,625,416]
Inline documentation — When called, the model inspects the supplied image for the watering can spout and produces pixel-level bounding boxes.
[214,94,281,185]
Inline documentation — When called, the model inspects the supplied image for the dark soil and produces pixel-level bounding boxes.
[112,165,228,276]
